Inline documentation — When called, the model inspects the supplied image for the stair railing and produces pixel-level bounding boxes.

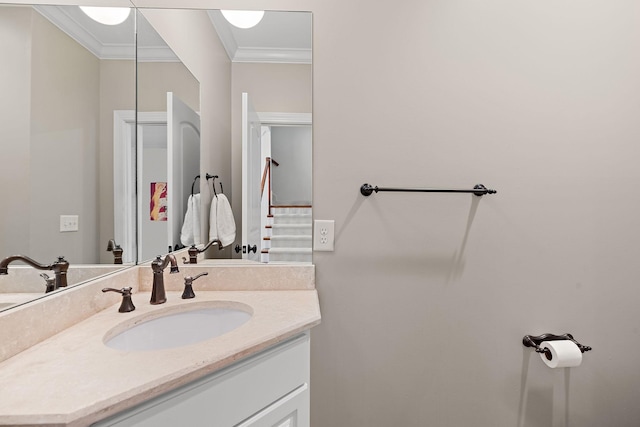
[260,157,279,216]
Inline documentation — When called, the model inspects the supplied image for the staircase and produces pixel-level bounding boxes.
[261,206,312,263]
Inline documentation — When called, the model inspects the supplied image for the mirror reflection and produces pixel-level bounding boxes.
[213,10,313,264]
[136,8,312,265]
[0,5,312,313]
[0,4,135,310]
[134,10,200,263]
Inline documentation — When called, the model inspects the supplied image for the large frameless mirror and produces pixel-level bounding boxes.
[0,5,312,314]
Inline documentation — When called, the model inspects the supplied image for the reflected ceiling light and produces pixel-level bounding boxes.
[221,10,265,29]
[79,6,131,26]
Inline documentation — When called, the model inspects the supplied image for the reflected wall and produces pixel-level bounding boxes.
[0,5,136,265]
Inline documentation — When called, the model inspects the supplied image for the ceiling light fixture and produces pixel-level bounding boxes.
[79,6,131,26]
[221,10,265,29]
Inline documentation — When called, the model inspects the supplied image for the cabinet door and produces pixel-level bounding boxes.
[236,383,309,427]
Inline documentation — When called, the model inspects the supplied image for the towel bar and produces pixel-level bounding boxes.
[360,183,497,197]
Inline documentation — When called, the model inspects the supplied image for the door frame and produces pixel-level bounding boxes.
[257,112,312,248]
[113,110,167,262]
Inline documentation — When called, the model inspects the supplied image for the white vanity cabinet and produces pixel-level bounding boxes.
[93,333,310,427]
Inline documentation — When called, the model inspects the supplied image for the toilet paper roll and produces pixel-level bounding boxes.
[540,340,583,368]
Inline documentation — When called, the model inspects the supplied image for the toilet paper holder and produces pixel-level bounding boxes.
[523,333,592,360]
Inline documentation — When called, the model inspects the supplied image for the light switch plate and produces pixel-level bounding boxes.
[313,220,335,251]
[60,215,79,232]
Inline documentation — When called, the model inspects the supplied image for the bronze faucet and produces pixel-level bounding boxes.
[150,254,179,305]
[106,239,123,264]
[40,273,56,293]
[181,272,209,299]
[0,255,69,289]
[102,287,136,313]
[186,239,223,264]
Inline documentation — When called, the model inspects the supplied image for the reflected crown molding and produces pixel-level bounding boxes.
[257,112,312,125]
[207,10,311,64]
[33,5,177,61]
[233,47,311,64]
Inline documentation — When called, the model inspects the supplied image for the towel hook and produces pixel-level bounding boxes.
[206,174,223,197]
[190,175,200,197]
[206,174,218,198]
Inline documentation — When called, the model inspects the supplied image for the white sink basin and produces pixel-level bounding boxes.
[105,306,252,351]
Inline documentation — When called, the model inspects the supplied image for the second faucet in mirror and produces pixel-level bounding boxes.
[0,255,69,290]
[106,240,123,264]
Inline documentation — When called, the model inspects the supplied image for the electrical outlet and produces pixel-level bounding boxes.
[60,215,79,232]
[314,220,335,251]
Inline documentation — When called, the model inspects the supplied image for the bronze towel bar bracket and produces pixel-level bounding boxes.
[360,183,497,197]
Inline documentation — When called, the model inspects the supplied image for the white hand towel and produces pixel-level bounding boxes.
[180,194,202,247]
[209,194,236,247]
[216,194,236,247]
[209,195,219,242]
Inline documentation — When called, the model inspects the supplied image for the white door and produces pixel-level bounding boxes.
[167,92,201,252]
[242,92,262,261]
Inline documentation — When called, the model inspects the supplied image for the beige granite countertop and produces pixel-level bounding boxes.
[0,289,321,426]
[0,292,42,310]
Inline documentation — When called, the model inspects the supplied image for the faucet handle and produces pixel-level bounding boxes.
[40,273,56,293]
[102,287,136,313]
[181,272,209,299]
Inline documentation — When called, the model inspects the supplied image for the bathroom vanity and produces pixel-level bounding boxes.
[0,264,320,427]
[94,333,310,427]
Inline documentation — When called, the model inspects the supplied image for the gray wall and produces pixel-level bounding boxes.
[0,6,32,257]
[5,0,640,425]
[0,7,103,264]
[271,126,312,205]
[310,0,640,426]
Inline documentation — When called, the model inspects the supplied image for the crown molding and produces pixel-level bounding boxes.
[207,10,311,64]
[233,47,311,64]
[33,5,176,61]
[257,112,312,125]
[137,45,178,62]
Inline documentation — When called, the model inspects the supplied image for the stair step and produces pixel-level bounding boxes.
[272,213,312,225]
[270,235,312,248]
[270,224,311,236]
[268,248,312,253]
[271,207,312,216]
[267,247,312,263]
